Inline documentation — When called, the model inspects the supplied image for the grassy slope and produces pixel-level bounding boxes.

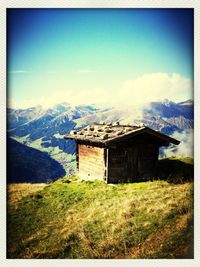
[158,157,193,183]
[7,178,193,259]
[8,183,47,207]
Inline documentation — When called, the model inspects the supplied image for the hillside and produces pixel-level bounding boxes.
[7,138,66,183]
[7,175,193,259]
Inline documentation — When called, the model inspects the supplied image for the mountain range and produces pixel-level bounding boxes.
[7,99,193,181]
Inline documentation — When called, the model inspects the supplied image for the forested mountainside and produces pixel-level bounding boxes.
[7,138,66,183]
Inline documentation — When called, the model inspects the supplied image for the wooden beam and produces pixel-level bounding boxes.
[106,148,109,183]
[76,142,79,170]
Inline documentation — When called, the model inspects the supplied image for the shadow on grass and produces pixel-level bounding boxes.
[157,158,194,184]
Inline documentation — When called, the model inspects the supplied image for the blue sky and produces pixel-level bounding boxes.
[7,8,194,108]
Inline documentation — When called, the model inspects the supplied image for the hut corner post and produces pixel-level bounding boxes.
[76,142,79,171]
[104,148,109,183]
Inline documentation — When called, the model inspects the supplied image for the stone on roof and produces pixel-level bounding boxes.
[64,122,180,146]
[66,123,144,143]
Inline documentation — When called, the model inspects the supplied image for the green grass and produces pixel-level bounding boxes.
[7,177,193,259]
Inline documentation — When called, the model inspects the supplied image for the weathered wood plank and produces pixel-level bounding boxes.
[78,144,105,179]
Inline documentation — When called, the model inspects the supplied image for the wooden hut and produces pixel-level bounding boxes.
[64,123,180,183]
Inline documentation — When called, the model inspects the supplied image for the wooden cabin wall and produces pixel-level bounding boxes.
[78,144,106,180]
[137,144,159,178]
[76,133,162,183]
[107,147,125,183]
[107,141,159,183]
[107,146,138,183]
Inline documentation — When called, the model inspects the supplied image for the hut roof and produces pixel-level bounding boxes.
[64,123,180,146]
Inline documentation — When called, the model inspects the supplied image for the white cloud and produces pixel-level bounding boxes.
[8,98,19,109]
[8,70,58,75]
[119,73,193,106]
[8,70,32,74]
[7,88,107,109]
[162,129,194,157]
[9,72,193,109]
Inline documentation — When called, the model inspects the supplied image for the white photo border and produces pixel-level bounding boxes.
[0,1,199,267]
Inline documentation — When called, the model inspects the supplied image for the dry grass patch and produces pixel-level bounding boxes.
[7,179,193,259]
[8,183,46,207]
[128,212,193,258]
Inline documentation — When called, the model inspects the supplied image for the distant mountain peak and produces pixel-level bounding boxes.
[162,98,172,105]
[178,99,193,106]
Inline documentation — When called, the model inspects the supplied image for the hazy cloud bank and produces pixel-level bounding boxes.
[9,72,193,109]
[161,129,193,158]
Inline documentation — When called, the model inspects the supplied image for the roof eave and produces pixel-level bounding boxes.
[64,135,106,145]
[105,127,180,146]
[145,127,180,145]
[104,127,146,145]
